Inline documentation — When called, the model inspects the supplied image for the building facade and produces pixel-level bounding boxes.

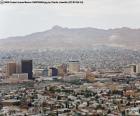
[6,62,16,77]
[48,67,58,77]
[68,61,80,74]
[21,60,33,79]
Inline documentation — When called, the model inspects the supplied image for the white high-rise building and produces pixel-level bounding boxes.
[16,62,21,73]
[136,64,140,75]
[130,64,136,75]
[68,61,80,73]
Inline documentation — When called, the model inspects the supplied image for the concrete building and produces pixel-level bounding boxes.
[57,64,67,76]
[33,69,44,77]
[136,64,140,75]
[123,66,131,75]
[5,73,28,83]
[21,60,33,79]
[16,62,21,73]
[48,67,58,77]
[6,62,16,77]
[68,61,80,74]
[42,68,48,76]
[130,64,136,74]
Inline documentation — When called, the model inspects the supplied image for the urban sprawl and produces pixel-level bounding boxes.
[0,58,140,116]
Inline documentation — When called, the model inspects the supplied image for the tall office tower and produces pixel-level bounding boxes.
[57,64,67,76]
[68,61,80,73]
[130,64,136,74]
[136,64,140,75]
[21,60,33,79]
[6,62,17,77]
[48,67,58,77]
[16,62,21,73]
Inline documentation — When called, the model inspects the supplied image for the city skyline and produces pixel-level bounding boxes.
[1,1,140,115]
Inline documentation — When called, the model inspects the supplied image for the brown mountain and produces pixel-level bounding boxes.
[0,26,140,50]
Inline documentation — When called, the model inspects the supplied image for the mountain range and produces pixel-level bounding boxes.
[0,26,140,50]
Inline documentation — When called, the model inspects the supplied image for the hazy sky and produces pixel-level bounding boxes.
[0,0,140,38]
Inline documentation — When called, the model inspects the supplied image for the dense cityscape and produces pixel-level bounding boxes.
[1,0,140,115]
[1,26,140,115]
[0,48,140,115]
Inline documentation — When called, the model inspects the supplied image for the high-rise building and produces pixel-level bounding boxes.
[16,62,21,73]
[6,62,16,77]
[48,67,58,77]
[21,60,33,79]
[57,64,67,76]
[130,64,136,74]
[136,64,140,75]
[68,61,80,73]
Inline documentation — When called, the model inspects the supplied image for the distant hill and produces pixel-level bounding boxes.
[0,26,140,50]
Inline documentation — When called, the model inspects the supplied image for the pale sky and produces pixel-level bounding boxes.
[0,0,140,39]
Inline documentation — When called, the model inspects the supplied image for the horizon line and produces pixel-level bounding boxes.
[1,25,140,40]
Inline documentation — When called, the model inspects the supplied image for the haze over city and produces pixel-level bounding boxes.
[1,0,140,115]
